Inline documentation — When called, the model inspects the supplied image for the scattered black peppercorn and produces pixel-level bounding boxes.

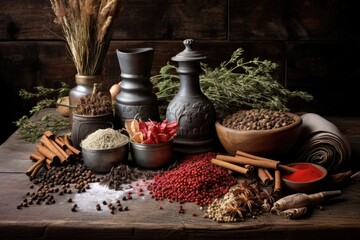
[96,204,101,211]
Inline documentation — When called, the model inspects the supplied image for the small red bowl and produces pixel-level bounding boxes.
[282,162,328,193]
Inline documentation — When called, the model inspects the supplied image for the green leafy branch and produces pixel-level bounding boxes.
[151,48,313,119]
[14,83,71,142]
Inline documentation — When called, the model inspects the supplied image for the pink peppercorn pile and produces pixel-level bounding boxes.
[147,152,237,206]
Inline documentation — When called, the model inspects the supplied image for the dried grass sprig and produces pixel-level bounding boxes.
[50,0,120,75]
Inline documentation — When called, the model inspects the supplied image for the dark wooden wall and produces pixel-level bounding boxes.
[1,0,359,144]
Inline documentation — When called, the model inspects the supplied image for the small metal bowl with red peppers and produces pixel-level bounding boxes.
[282,162,328,193]
[125,118,178,169]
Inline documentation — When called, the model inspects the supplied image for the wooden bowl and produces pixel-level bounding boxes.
[215,112,302,157]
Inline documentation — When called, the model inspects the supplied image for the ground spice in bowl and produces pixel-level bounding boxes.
[283,163,325,182]
[282,163,328,193]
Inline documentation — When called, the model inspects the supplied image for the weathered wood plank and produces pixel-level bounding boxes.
[0,0,227,40]
[286,42,360,117]
[228,0,350,41]
[0,40,285,90]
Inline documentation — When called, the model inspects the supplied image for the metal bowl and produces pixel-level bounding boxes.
[130,141,174,169]
[282,163,328,193]
[81,141,129,173]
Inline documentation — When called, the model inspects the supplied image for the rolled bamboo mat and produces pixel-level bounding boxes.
[294,113,351,173]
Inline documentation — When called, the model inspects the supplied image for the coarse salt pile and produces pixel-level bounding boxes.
[147,152,237,206]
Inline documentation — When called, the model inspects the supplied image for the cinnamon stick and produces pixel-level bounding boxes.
[49,138,69,163]
[258,168,271,185]
[216,154,279,170]
[45,158,53,170]
[235,150,298,173]
[245,164,255,172]
[264,169,274,185]
[63,135,81,155]
[274,170,282,195]
[30,151,46,162]
[236,150,273,162]
[211,158,249,176]
[40,135,66,163]
[30,163,43,178]
[26,158,45,176]
[56,136,75,157]
[36,144,59,163]
[55,137,66,149]
[44,130,55,139]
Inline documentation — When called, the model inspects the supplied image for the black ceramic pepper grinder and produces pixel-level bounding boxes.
[166,39,216,154]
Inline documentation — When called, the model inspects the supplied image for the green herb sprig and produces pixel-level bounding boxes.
[151,48,313,119]
[14,83,71,142]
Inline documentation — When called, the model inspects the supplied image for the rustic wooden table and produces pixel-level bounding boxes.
[1,109,360,240]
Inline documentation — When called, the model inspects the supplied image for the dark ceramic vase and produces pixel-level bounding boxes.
[166,39,216,154]
[71,112,114,149]
[115,48,159,128]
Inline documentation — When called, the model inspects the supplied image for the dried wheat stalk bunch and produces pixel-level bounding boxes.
[50,0,120,75]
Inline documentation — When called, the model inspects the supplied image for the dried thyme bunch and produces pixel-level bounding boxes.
[151,48,313,119]
[73,83,112,115]
[50,0,120,75]
[15,83,70,142]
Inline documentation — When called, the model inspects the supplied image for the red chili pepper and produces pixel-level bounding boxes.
[165,121,178,129]
[145,120,158,127]
[166,129,178,138]
[159,120,168,133]
[139,121,148,139]
[143,138,155,144]
[157,133,169,143]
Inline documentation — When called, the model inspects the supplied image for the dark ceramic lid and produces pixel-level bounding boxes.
[171,39,206,62]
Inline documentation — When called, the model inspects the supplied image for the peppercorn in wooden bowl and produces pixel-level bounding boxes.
[282,162,328,193]
[215,109,302,157]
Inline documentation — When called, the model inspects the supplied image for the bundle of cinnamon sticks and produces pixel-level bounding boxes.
[26,130,81,178]
[211,150,298,195]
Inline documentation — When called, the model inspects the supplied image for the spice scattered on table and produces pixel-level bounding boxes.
[100,164,159,191]
[203,180,275,222]
[147,152,237,206]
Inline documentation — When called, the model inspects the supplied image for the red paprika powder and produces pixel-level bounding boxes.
[283,163,324,182]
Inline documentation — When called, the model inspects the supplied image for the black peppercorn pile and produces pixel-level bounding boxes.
[17,163,101,210]
[222,109,295,131]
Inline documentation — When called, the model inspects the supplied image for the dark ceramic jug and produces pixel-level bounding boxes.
[166,39,216,154]
[115,48,159,128]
